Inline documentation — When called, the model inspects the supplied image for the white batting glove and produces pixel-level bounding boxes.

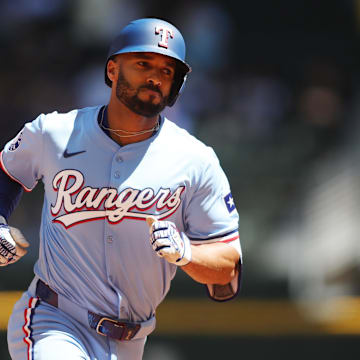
[0,216,29,267]
[146,217,192,266]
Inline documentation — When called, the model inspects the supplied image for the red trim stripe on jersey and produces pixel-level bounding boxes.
[220,235,240,243]
[22,297,39,360]
[0,151,32,192]
[189,229,239,244]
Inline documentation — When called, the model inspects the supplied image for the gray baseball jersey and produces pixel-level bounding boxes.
[1,105,240,323]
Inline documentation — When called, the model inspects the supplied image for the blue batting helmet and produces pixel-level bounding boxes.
[105,18,191,106]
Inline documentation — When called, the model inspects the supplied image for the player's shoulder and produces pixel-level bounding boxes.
[161,118,215,153]
[35,106,99,132]
[161,118,218,163]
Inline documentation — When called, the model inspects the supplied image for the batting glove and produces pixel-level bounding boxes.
[147,217,192,266]
[0,216,29,267]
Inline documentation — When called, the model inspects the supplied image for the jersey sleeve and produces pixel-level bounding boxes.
[0,114,45,191]
[184,147,242,301]
[185,147,240,244]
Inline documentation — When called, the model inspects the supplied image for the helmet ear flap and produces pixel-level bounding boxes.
[168,75,187,107]
[167,61,190,107]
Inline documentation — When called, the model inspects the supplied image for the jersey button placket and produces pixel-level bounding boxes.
[105,152,124,286]
[112,152,124,181]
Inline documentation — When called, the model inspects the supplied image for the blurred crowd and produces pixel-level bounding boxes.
[1,0,360,317]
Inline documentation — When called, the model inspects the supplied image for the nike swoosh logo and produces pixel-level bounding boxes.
[63,149,86,158]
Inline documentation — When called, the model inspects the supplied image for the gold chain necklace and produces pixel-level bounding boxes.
[99,106,160,138]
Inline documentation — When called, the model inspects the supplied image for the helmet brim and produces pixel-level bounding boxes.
[104,49,191,88]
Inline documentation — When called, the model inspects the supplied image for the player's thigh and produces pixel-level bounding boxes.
[7,292,93,360]
[112,336,147,360]
[34,332,89,360]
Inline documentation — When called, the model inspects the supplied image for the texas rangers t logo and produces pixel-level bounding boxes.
[155,25,174,48]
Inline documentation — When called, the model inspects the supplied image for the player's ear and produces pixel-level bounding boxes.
[107,58,118,84]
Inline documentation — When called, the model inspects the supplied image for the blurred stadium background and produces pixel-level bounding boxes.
[2,0,360,358]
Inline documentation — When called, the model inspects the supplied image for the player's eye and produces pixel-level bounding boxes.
[163,68,174,77]
[137,61,148,67]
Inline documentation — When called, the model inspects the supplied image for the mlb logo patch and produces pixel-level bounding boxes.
[224,192,236,213]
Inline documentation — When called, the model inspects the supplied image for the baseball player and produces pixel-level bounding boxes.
[1,18,242,360]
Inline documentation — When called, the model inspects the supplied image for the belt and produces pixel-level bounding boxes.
[35,279,141,341]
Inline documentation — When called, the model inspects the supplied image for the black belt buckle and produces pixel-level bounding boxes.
[96,317,140,341]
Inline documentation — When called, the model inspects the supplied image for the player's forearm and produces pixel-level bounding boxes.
[181,242,240,285]
[0,166,23,221]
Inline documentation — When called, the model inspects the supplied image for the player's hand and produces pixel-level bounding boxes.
[0,221,29,267]
[146,216,192,266]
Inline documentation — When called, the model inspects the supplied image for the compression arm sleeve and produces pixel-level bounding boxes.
[0,167,23,221]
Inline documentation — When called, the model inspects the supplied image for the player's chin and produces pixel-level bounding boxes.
[132,102,165,118]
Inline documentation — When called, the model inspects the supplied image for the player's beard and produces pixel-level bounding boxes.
[115,69,168,118]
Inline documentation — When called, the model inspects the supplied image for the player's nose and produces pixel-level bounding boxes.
[146,69,162,87]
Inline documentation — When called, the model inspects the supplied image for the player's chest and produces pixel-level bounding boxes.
[43,149,189,227]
